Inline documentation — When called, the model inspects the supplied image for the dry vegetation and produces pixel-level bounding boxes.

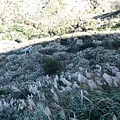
[0,0,120,41]
[0,0,120,120]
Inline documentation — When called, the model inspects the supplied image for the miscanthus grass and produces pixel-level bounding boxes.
[0,68,120,120]
[15,85,120,120]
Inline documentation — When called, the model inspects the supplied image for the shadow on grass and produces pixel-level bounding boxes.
[0,31,120,120]
[1,32,120,54]
[111,23,120,29]
[93,9,120,19]
[0,31,120,70]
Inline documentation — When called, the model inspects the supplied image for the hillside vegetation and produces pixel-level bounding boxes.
[0,0,120,41]
[0,0,120,120]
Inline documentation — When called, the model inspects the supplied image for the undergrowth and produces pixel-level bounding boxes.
[16,86,120,120]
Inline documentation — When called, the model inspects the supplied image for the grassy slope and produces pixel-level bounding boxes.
[0,0,120,120]
[0,0,120,41]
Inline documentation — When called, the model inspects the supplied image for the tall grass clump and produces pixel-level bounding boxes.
[17,85,120,120]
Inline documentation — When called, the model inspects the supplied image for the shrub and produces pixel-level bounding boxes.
[43,58,63,75]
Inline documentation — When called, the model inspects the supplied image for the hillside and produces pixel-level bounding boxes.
[0,0,120,41]
[0,0,120,120]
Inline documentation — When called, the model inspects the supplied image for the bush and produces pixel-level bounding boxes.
[43,58,63,75]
